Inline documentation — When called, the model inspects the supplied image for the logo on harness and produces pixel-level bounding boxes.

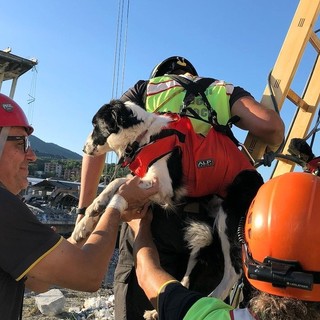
[197,159,214,168]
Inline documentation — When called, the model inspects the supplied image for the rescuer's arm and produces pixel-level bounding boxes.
[75,153,106,224]
[232,96,285,151]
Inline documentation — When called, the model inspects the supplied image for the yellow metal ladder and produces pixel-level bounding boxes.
[243,0,320,178]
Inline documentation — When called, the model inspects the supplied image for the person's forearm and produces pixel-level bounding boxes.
[79,153,106,207]
[26,277,51,293]
[232,97,285,149]
[134,226,175,309]
[76,207,120,288]
[76,153,106,224]
[35,207,121,292]
[256,108,284,150]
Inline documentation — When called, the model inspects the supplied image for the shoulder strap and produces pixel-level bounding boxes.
[168,75,243,148]
[168,75,220,126]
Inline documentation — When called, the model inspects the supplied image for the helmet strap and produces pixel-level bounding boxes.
[0,127,10,159]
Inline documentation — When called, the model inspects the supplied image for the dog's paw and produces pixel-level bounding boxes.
[85,199,110,217]
[180,276,190,288]
[71,215,99,242]
[143,310,158,320]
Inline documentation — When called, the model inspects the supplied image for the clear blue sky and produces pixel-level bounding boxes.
[1,1,319,180]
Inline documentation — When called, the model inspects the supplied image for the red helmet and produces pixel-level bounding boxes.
[150,56,198,78]
[0,93,33,135]
[243,172,320,301]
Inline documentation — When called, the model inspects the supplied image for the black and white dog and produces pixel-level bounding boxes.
[72,100,263,314]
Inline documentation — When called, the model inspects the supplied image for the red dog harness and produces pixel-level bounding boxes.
[126,115,254,198]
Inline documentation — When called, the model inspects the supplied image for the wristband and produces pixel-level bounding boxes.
[107,194,128,213]
[76,207,87,215]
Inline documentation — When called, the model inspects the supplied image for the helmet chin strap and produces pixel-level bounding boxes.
[0,127,10,160]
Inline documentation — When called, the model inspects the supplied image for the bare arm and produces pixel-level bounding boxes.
[232,96,285,151]
[76,153,106,224]
[26,176,159,293]
[128,210,175,310]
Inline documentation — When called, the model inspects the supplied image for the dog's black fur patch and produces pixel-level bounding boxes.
[91,99,143,148]
[188,169,263,296]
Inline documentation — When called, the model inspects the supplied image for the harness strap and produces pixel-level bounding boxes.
[118,130,149,167]
[128,135,182,177]
[120,115,186,175]
[180,106,211,125]
[213,115,241,147]
[168,74,218,124]
[167,75,244,150]
[152,126,186,143]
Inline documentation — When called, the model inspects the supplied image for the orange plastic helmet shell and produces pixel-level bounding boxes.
[244,172,320,301]
[0,93,33,135]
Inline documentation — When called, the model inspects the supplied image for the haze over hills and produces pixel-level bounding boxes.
[29,135,82,160]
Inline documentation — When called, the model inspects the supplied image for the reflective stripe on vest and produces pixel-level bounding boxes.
[230,308,256,320]
[146,75,234,135]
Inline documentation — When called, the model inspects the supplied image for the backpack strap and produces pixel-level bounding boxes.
[168,74,218,125]
[168,75,244,149]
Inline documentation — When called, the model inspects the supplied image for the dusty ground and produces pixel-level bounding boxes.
[23,249,118,319]
[23,287,114,319]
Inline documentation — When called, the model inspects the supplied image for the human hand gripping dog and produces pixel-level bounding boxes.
[115,176,158,222]
[72,176,159,241]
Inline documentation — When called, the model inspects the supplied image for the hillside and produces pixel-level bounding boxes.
[29,135,82,160]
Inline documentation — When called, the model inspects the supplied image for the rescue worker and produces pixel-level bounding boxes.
[76,56,285,319]
[0,93,159,319]
[129,172,320,320]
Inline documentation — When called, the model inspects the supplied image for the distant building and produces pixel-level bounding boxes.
[44,162,63,178]
[63,167,81,181]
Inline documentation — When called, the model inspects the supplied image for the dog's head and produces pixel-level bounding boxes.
[83,99,144,156]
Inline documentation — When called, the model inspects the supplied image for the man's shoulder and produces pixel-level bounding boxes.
[120,80,148,107]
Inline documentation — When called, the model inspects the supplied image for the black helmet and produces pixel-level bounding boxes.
[150,56,198,78]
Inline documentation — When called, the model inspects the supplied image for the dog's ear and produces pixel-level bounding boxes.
[110,100,143,129]
[92,101,121,135]
[94,99,143,132]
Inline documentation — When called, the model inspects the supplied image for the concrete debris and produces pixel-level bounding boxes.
[68,294,115,319]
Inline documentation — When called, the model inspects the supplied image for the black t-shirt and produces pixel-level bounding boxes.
[158,281,205,320]
[0,187,62,319]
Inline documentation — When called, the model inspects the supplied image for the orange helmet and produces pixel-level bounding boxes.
[0,93,33,135]
[242,172,320,301]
